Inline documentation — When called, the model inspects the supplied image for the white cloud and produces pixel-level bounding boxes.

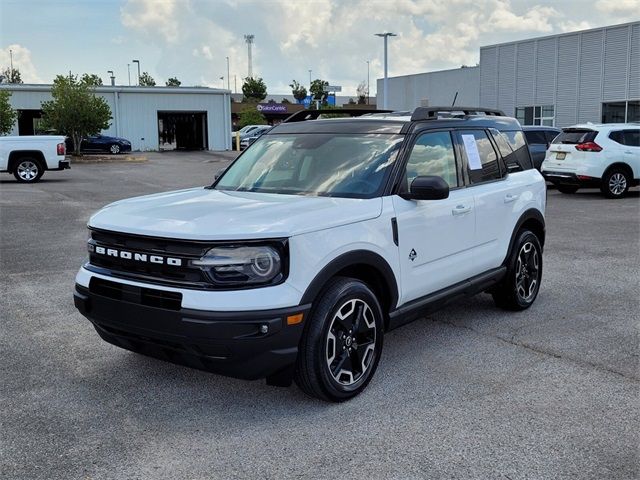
[118,0,630,96]
[0,44,43,83]
[596,0,640,14]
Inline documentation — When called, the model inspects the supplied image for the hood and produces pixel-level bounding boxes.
[89,187,383,240]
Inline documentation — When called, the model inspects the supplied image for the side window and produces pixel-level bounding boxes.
[624,130,640,147]
[405,131,458,189]
[491,129,520,171]
[501,130,533,170]
[609,130,625,145]
[459,130,503,184]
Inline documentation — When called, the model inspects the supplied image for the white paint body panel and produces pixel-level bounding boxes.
[79,168,545,312]
[0,135,67,170]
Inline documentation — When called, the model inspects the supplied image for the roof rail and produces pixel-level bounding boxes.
[283,108,393,123]
[411,106,506,121]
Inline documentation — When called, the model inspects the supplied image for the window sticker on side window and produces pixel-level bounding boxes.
[461,134,482,170]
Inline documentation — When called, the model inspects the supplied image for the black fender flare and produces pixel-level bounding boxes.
[503,208,546,265]
[299,249,399,311]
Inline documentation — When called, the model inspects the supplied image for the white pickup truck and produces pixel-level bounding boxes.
[0,135,70,183]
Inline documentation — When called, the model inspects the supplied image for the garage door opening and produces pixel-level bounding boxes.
[18,109,44,135]
[158,111,208,151]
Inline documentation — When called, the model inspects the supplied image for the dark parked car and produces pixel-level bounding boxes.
[522,126,561,170]
[66,134,132,154]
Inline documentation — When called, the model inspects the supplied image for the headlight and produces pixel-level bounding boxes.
[190,245,283,286]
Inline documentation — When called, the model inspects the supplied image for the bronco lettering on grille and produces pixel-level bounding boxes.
[92,245,183,266]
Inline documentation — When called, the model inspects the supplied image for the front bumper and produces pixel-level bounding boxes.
[541,171,601,188]
[73,280,310,380]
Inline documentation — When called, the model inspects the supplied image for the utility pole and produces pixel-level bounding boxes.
[226,56,230,90]
[244,35,254,78]
[374,32,396,109]
[9,49,13,73]
[234,75,237,94]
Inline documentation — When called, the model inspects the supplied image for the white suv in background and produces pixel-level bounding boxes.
[541,124,640,198]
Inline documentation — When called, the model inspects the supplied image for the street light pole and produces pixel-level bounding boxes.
[220,76,224,88]
[127,64,131,86]
[308,69,312,90]
[132,59,140,85]
[366,60,370,105]
[226,56,230,90]
[374,32,396,109]
[107,70,115,86]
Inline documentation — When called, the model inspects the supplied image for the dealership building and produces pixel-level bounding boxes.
[0,84,232,151]
[378,21,640,127]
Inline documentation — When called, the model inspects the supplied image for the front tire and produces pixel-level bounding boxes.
[109,144,121,154]
[13,157,44,183]
[492,230,543,311]
[601,169,629,199]
[295,277,384,402]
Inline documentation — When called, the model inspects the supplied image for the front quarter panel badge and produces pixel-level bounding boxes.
[409,249,417,261]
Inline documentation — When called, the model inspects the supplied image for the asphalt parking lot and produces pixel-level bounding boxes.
[1,151,638,480]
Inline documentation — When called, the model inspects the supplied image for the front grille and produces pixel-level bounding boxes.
[89,277,182,310]
[87,229,214,289]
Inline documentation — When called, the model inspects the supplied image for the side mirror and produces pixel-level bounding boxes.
[403,176,449,201]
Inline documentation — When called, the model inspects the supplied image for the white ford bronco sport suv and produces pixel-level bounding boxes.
[74,107,546,401]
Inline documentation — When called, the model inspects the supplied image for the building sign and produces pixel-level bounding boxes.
[256,103,287,113]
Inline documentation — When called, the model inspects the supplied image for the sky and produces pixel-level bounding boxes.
[1,0,639,98]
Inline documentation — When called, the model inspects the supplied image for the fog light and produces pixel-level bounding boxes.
[259,324,269,334]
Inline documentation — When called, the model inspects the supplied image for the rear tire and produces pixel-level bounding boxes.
[601,168,629,199]
[13,157,44,183]
[557,185,579,194]
[492,230,542,311]
[295,277,384,402]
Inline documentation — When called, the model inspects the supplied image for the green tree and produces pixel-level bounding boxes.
[80,73,103,86]
[166,77,181,86]
[0,67,22,84]
[237,106,267,128]
[310,79,329,104]
[0,90,18,135]
[289,80,307,103]
[41,74,112,156]
[139,72,156,86]
[242,77,267,102]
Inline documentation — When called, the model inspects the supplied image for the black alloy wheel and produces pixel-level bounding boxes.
[295,277,384,402]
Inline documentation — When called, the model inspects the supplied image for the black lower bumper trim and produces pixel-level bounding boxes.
[542,171,600,188]
[74,284,310,380]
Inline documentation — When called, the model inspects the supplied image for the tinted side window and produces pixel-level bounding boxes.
[502,130,533,170]
[524,130,547,145]
[405,131,458,189]
[459,130,502,184]
[611,129,640,147]
[491,130,521,171]
[624,130,640,147]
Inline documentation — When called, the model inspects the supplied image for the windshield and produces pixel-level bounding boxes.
[215,133,404,198]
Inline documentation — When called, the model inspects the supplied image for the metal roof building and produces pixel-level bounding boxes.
[378,21,640,127]
[0,84,232,151]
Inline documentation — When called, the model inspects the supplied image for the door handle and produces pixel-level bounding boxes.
[504,193,519,203]
[452,205,472,216]
[624,151,633,154]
